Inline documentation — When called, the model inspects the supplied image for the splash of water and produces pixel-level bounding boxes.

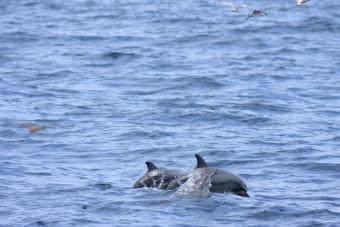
[176,168,217,197]
[149,173,176,189]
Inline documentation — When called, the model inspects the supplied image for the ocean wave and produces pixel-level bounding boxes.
[118,130,173,140]
[1,0,340,226]
[103,52,139,60]
[173,76,224,89]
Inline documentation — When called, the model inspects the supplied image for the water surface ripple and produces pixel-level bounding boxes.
[1,0,340,226]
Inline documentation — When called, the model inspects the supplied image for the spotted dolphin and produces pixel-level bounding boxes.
[195,154,249,197]
[133,161,185,189]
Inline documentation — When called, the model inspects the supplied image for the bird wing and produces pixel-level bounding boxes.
[221,2,235,8]
[244,15,252,22]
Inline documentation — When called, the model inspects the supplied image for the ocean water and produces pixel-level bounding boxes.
[1,0,340,226]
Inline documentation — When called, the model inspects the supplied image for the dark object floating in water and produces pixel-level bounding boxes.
[103,52,137,60]
[93,183,113,190]
[21,123,46,133]
[35,220,46,226]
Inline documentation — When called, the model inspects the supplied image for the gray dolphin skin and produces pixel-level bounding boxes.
[133,161,185,189]
[195,154,249,197]
[166,173,189,190]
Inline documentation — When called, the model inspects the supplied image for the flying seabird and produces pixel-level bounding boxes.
[244,10,267,22]
[221,2,248,12]
[296,0,310,6]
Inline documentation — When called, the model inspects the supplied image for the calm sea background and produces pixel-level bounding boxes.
[1,0,340,226]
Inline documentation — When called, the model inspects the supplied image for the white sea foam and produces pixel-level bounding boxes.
[176,168,217,197]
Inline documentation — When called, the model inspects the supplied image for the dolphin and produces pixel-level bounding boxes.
[195,154,249,197]
[166,173,189,190]
[133,161,185,189]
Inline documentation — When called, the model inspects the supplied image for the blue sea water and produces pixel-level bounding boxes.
[1,0,340,226]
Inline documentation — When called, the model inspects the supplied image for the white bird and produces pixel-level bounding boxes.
[221,2,248,12]
[296,0,310,6]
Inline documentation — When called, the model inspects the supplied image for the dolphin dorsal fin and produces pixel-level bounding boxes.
[195,154,209,168]
[145,161,158,172]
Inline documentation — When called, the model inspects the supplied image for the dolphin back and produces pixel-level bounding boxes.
[210,169,248,197]
[194,154,249,197]
[133,168,184,189]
